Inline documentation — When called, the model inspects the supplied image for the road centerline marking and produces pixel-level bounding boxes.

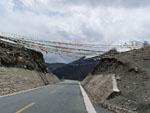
[15,102,35,113]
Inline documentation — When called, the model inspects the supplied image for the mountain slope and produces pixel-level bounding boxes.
[82,46,150,113]
[52,57,100,80]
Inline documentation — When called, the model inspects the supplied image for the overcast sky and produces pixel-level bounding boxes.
[0,0,150,45]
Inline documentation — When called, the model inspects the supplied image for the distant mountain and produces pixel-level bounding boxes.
[46,63,66,72]
[52,57,100,81]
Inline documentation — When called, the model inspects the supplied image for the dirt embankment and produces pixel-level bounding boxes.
[0,38,59,95]
[82,47,150,113]
[0,67,59,95]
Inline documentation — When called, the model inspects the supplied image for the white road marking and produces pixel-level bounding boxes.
[79,82,97,113]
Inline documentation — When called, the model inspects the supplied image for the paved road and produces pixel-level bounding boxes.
[0,80,87,113]
[0,80,114,113]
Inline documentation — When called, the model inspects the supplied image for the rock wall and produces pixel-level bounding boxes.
[0,38,47,72]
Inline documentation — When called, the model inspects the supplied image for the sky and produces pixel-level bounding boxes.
[0,0,150,45]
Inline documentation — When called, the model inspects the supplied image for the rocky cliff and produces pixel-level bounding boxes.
[0,37,47,72]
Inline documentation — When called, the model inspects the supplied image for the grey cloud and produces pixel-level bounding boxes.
[62,0,150,8]
[57,30,82,42]
[13,0,25,11]
[0,0,150,46]
[122,0,150,8]
[12,0,68,17]
[81,24,104,43]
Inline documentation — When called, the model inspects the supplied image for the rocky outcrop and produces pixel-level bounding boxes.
[0,38,47,72]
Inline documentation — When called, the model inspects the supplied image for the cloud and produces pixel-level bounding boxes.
[62,0,150,8]
[0,0,150,45]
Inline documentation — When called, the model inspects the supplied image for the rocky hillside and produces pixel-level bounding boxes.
[82,47,150,113]
[0,37,59,95]
[0,37,47,72]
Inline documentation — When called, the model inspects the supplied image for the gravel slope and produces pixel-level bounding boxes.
[0,67,59,95]
[82,47,150,113]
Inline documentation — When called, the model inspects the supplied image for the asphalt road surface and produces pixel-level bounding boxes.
[0,80,113,113]
[0,80,87,113]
